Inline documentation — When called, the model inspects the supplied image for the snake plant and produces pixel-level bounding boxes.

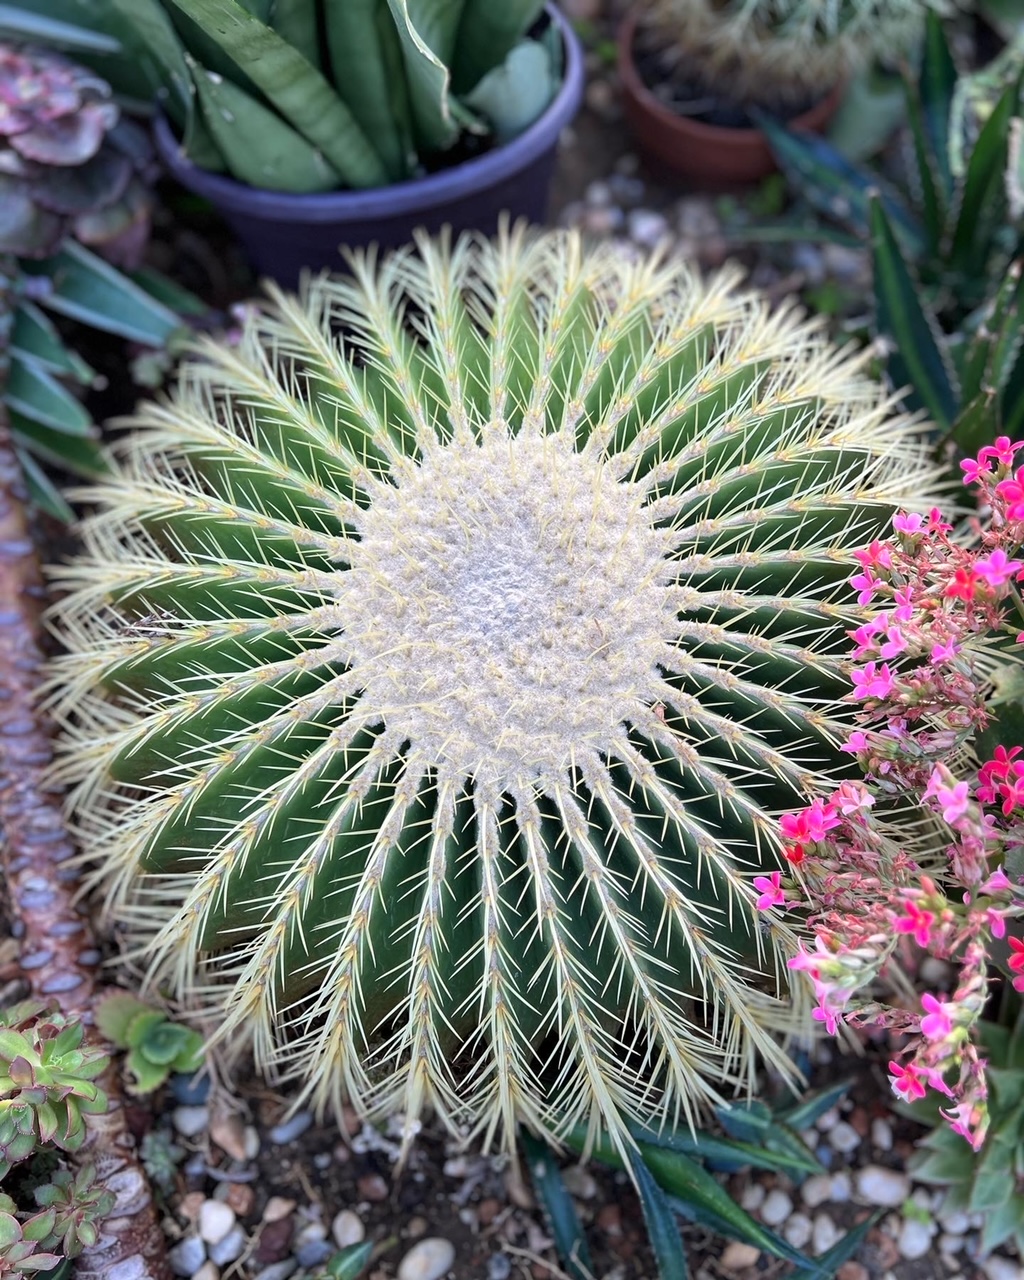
[50,226,942,1157]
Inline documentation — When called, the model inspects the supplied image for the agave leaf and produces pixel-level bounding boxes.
[522,1131,593,1280]
[948,77,1019,281]
[792,1211,881,1279]
[190,60,342,193]
[9,412,106,477]
[452,0,545,95]
[23,241,180,346]
[0,3,119,51]
[269,0,319,68]
[989,1069,1024,1112]
[980,1193,1024,1254]
[627,1147,688,1280]
[625,1121,820,1177]
[869,194,958,428]
[167,0,389,188]
[904,72,945,256]
[1000,339,1024,436]
[715,1100,772,1142]
[463,39,555,142]
[918,10,957,203]
[6,358,92,436]
[14,448,74,522]
[11,302,93,383]
[130,267,207,318]
[324,0,410,181]
[826,65,906,162]
[774,1079,853,1130]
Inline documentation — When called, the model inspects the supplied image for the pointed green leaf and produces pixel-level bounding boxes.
[102,0,194,123]
[324,1242,374,1280]
[792,1212,881,1279]
[949,77,1019,279]
[11,302,93,383]
[452,0,545,94]
[774,1079,854,1130]
[9,412,106,477]
[384,0,466,152]
[24,242,181,346]
[625,1120,820,1177]
[324,0,410,181]
[14,449,74,522]
[7,358,91,436]
[627,1148,688,1280]
[919,11,957,202]
[870,193,958,427]
[268,0,319,67]
[130,267,207,318]
[0,4,119,51]
[904,76,945,254]
[166,0,389,188]
[715,1100,772,1142]
[522,1131,593,1280]
[191,60,342,193]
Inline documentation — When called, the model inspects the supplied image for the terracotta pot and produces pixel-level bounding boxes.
[617,8,844,186]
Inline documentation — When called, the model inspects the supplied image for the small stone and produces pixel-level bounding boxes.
[332,1211,365,1249]
[169,1237,206,1277]
[199,1201,236,1246]
[855,1165,910,1207]
[207,1226,245,1267]
[739,1183,764,1212]
[627,209,669,249]
[829,1172,852,1203]
[192,1264,218,1280]
[179,1192,205,1223]
[294,1222,327,1247]
[478,1198,501,1226]
[262,1198,296,1224]
[801,1174,831,1209]
[442,1156,470,1178]
[760,1189,793,1227]
[939,1233,966,1255]
[358,1173,389,1203]
[816,1107,840,1133]
[209,1108,248,1162]
[596,1204,621,1235]
[252,1264,297,1280]
[583,205,625,237]
[253,1217,293,1265]
[398,1239,456,1280]
[294,1240,333,1269]
[608,173,645,204]
[585,180,613,208]
[812,1214,840,1255]
[268,1112,312,1145]
[982,1259,1023,1280]
[407,1217,428,1239]
[783,1214,812,1249]
[313,1153,331,1171]
[836,1265,869,1280]
[870,1118,893,1151]
[897,1218,934,1261]
[171,1073,211,1106]
[561,1166,598,1199]
[822,244,868,282]
[488,1255,512,1280]
[827,1121,860,1154]
[173,1106,209,1139]
[938,1207,969,1234]
[224,1183,255,1218]
[720,1242,760,1271]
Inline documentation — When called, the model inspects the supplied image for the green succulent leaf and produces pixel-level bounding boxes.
[774,1079,853,1130]
[124,1010,170,1051]
[14,450,73,522]
[323,1241,375,1280]
[383,0,466,152]
[10,302,93,383]
[918,10,957,204]
[452,0,545,95]
[124,1046,172,1094]
[948,76,1020,281]
[7,358,92,436]
[463,39,555,143]
[95,992,153,1049]
[627,1147,688,1280]
[268,0,319,67]
[0,4,119,52]
[523,1131,593,1280]
[625,1120,820,1178]
[9,412,106,478]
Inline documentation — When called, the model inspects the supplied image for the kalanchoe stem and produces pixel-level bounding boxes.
[0,257,170,1280]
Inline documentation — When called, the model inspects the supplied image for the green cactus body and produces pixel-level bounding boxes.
[51,228,942,1152]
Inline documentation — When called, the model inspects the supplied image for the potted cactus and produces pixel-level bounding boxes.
[22,0,585,284]
[618,0,936,184]
[50,226,944,1160]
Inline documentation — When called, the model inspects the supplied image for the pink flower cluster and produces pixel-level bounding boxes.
[752,444,1024,1150]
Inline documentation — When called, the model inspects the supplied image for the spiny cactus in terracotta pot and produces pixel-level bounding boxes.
[50,227,943,1156]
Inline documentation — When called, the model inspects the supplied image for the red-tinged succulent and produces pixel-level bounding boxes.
[0,43,153,264]
[0,1199,61,1277]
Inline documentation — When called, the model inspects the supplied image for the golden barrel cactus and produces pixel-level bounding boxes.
[50,228,941,1153]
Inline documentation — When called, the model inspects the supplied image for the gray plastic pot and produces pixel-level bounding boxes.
[154,5,584,286]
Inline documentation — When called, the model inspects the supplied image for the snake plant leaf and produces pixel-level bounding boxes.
[523,1130,593,1280]
[166,0,389,188]
[464,39,555,143]
[383,0,467,152]
[11,301,93,382]
[190,59,342,193]
[268,0,320,69]
[324,0,410,181]
[452,0,544,95]
[628,1147,689,1280]
[870,193,958,428]
[0,3,119,51]
[948,76,1019,281]
[22,241,181,346]
[7,358,91,436]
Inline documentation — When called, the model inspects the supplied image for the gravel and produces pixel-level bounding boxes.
[207,1225,246,1267]
[168,1237,206,1277]
[198,1201,235,1246]
[397,1238,457,1280]
[267,1112,313,1145]
[760,1188,793,1227]
[331,1210,365,1248]
[172,1106,209,1139]
[827,1121,861,1154]
[854,1164,911,1207]
[897,1217,936,1260]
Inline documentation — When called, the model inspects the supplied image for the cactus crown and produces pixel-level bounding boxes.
[50,227,941,1155]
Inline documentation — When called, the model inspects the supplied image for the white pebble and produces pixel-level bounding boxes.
[855,1165,910,1207]
[939,1233,966,1255]
[169,1238,206,1277]
[332,1210,365,1249]
[720,1242,760,1270]
[870,1117,893,1151]
[173,1106,209,1138]
[982,1259,1024,1280]
[585,180,612,208]
[561,1166,598,1200]
[812,1214,840,1254]
[739,1183,765,1212]
[827,1121,860,1154]
[783,1213,812,1249]
[252,1265,297,1280]
[627,209,669,249]
[397,1238,457,1280]
[198,1202,236,1246]
[897,1218,935,1260]
[243,1126,260,1159]
[815,1107,840,1133]
[207,1227,246,1267]
[829,1172,852,1203]
[760,1189,793,1227]
[938,1207,970,1234]
[262,1198,296,1224]
[801,1174,831,1209]
[191,1265,218,1280]
[268,1111,313,1144]
[293,1222,327,1247]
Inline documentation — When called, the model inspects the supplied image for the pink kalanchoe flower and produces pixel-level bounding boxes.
[840,729,872,754]
[850,661,896,701]
[920,993,954,1041]
[926,509,953,533]
[850,568,882,605]
[941,1101,985,1150]
[986,907,1008,940]
[812,998,841,1036]
[930,638,960,663]
[848,616,883,655]
[892,511,924,534]
[832,780,874,815]
[983,436,1021,466]
[980,867,1013,894]
[853,540,893,570]
[946,567,979,602]
[753,871,786,911]
[804,798,840,841]
[879,623,907,659]
[893,584,915,622]
[889,1060,926,1101]
[1008,937,1024,976]
[924,767,970,823]
[975,547,1024,588]
[995,473,1024,520]
[960,455,991,485]
[894,899,936,948]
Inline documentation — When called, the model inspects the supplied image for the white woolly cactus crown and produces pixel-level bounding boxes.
[50,226,942,1156]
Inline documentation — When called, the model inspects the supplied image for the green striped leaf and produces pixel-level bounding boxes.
[523,1131,593,1280]
[627,1148,689,1280]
